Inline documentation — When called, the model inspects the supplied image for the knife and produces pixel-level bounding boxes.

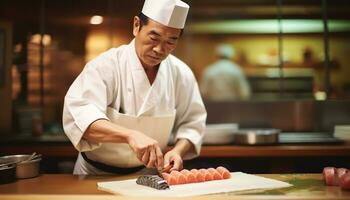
[158,161,174,178]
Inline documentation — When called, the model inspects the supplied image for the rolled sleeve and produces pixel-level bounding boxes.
[73,103,109,134]
[175,127,204,160]
[62,59,115,152]
[63,98,109,152]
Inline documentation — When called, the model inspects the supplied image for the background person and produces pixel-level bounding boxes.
[201,44,251,101]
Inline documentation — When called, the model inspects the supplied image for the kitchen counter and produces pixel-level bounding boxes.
[0,174,350,200]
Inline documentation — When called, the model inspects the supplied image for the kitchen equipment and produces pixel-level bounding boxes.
[234,129,280,145]
[0,163,16,184]
[97,172,292,197]
[279,132,343,144]
[0,160,19,168]
[203,123,238,145]
[25,152,38,162]
[0,154,42,179]
[334,125,350,141]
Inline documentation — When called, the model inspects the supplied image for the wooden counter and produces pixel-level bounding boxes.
[0,174,350,200]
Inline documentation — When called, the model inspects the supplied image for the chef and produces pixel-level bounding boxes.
[62,0,207,175]
[201,44,251,101]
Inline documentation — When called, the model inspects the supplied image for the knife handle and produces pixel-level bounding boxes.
[160,161,174,173]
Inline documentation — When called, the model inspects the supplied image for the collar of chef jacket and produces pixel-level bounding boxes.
[126,39,170,117]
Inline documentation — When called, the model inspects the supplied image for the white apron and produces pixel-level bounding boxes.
[73,107,175,175]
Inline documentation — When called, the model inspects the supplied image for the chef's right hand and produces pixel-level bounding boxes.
[127,131,163,170]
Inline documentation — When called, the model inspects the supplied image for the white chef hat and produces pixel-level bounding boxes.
[141,0,189,29]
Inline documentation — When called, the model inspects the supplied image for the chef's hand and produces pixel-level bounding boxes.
[163,149,183,172]
[127,131,163,169]
[163,139,193,171]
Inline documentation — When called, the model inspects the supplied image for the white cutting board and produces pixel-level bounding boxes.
[97,172,292,197]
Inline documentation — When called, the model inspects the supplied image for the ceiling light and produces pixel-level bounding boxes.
[90,15,103,25]
[30,34,51,46]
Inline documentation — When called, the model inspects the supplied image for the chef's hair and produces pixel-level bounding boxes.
[138,13,184,36]
[138,13,149,31]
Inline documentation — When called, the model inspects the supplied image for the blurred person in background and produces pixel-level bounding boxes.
[201,44,251,101]
[62,0,206,175]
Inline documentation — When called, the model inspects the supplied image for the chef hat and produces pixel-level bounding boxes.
[141,0,189,29]
[216,44,235,59]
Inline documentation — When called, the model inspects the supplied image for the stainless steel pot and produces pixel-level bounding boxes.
[234,129,280,145]
[0,154,41,179]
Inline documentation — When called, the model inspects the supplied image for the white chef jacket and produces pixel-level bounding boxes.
[201,59,251,101]
[62,39,206,168]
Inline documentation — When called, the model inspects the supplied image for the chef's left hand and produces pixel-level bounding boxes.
[163,139,193,172]
[163,149,183,172]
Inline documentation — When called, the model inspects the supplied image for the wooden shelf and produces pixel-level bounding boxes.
[1,143,349,158]
[199,144,350,157]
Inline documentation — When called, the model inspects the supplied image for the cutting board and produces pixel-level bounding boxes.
[97,172,292,197]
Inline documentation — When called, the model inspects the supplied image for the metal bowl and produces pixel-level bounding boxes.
[234,129,280,145]
[0,154,41,179]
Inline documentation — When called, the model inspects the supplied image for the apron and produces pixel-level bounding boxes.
[74,107,176,175]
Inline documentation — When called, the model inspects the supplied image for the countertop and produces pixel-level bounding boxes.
[0,174,350,200]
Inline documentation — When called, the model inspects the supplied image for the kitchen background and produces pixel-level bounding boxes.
[0,0,349,174]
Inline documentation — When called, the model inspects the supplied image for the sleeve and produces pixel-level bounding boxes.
[62,60,115,152]
[200,69,210,99]
[173,65,207,160]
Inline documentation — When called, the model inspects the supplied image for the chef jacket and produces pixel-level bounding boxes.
[201,59,251,101]
[63,39,206,168]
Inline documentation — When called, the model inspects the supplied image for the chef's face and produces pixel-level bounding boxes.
[133,15,181,69]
